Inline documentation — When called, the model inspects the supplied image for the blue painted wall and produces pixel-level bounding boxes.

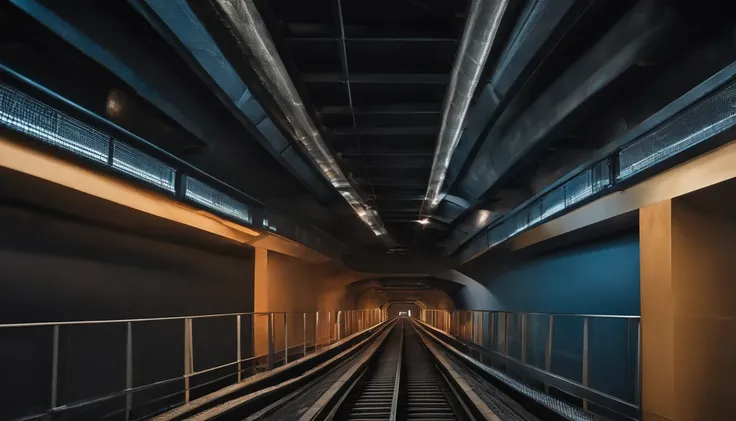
[460,230,640,315]
[459,230,641,408]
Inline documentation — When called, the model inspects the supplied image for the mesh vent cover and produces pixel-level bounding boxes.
[184,176,251,224]
[618,79,736,179]
[0,84,109,162]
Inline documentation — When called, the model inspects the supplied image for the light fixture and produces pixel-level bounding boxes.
[417,218,430,225]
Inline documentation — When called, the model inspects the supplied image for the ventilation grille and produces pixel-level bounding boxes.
[0,83,180,193]
[184,176,251,224]
[460,159,611,261]
[0,84,109,162]
[0,80,352,256]
[112,141,175,192]
[618,79,736,179]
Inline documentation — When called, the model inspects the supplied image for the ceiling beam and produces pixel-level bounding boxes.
[320,104,441,115]
[329,126,438,136]
[287,36,457,43]
[370,195,425,201]
[303,73,449,84]
[340,150,434,157]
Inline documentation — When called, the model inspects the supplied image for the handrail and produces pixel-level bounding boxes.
[3,308,386,421]
[444,309,639,319]
[414,319,638,420]
[0,309,380,328]
[422,308,642,419]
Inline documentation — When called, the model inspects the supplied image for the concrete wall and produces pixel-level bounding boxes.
[0,204,255,420]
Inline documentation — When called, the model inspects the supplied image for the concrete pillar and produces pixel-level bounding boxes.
[640,197,736,421]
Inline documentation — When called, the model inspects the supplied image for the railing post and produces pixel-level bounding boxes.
[284,313,289,364]
[337,311,341,341]
[545,315,554,393]
[328,311,332,343]
[50,324,59,410]
[125,322,133,421]
[583,316,589,410]
[461,311,465,339]
[236,315,242,382]
[267,313,275,370]
[490,312,495,350]
[472,311,476,343]
[315,312,319,351]
[521,313,527,363]
[183,318,193,403]
[303,313,307,358]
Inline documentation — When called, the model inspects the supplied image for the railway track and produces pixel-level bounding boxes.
[330,319,467,421]
[155,318,551,421]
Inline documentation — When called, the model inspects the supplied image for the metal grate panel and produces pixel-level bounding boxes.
[112,141,176,192]
[184,176,251,224]
[481,365,600,421]
[564,168,592,207]
[540,186,564,220]
[618,79,736,179]
[591,159,611,193]
[0,84,109,163]
[528,200,542,226]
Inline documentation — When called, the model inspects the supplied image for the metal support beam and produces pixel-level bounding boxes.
[236,315,242,382]
[303,73,449,84]
[125,322,133,421]
[50,325,59,409]
[267,313,275,370]
[183,318,193,402]
[320,104,442,115]
[329,126,438,136]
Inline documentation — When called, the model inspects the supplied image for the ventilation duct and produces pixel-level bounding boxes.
[197,0,393,244]
[423,0,510,212]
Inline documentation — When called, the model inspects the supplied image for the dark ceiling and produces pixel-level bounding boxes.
[3,0,736,269]
[257,0,470,248]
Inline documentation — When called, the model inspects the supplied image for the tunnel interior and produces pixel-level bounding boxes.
[386,303,420,319]
[1,0,736,419]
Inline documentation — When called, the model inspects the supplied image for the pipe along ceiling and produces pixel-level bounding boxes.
[204,0,395,245]
[423,0,510,215]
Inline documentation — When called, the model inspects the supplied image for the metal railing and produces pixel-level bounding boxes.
[421,309,641,419]
[0,308,384,421]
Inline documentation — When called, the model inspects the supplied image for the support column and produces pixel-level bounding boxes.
[254,248,270,359]
[641,196,736,421]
